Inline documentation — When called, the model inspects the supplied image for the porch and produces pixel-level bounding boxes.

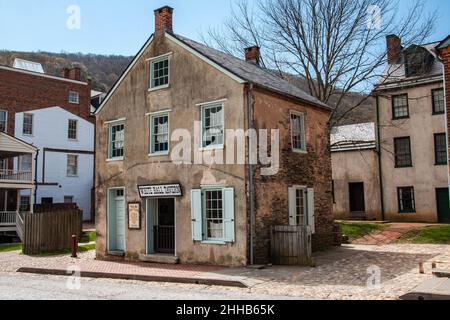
[0,132,37,240]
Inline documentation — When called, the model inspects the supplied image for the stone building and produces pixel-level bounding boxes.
[94,6,334,266]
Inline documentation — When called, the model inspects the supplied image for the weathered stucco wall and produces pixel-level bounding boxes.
[331,149,381,220]
[378,82,447,222]
[95,34,248,266]
[251,88,334,263]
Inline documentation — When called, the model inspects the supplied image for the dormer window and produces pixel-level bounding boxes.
[404,45,434,78]
[149,53,171,90]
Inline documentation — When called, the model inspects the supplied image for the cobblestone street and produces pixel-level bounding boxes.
[2,243,450,300]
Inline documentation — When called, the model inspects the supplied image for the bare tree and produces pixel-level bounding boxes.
[202,0,437,126]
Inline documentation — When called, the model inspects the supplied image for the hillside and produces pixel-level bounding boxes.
[0,51,133,93]
[0,50,375,125]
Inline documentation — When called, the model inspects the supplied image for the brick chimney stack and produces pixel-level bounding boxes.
[61,67,81,81]
[245,46,261,66]
[154,6,174,33]
[386,34,402,64]
[68,67,81,81]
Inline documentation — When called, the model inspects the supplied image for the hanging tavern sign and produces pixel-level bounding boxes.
[138,184,183,198]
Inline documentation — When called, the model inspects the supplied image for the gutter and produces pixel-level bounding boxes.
[375,95,385,221]
[247,84,255,266]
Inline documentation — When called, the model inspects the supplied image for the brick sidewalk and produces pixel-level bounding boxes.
[9,252,246,287]
[352,223,435,245]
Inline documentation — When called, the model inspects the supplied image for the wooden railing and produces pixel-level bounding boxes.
[154,226,175,254]
[0,211,17,226]
[16,212,25,241]
[0,169,32,182]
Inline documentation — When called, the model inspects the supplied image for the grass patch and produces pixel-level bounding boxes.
[337,221,389,240]
[397,225,450,244]
[82,231,96,243]
[0,243,22,253]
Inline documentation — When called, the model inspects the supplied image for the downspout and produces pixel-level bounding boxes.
[34,149,39,206]
[375,95,385,221]
[247,84,255,266]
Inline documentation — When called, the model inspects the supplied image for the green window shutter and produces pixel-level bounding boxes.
[191,189,203,241]
[223,188,235,242]
[307,188,315,234]
[288,187,297,226]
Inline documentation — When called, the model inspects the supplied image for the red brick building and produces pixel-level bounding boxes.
[0,64,93,132]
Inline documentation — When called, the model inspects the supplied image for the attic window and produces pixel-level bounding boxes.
[69,91,79,104]
[150,56,170,90]
[404,46,434,78]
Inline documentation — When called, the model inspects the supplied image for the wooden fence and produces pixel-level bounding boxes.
[22,210,83,255]
[270,225,312,266]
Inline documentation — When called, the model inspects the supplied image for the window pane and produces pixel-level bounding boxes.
[67,155,78,176]
[435,133,447,165]
[398,187,415,213]
[69,91,79,104]
[204,190,224,239]
[291,112,305,151]
[110,124,124,158]
[392,94,409,119]
[433,89,445,114]
[202,105,224,148]
[151,114,169,154]
[23,114,33,135]
[151,58,169,88]
[394,137,412,167]
[0,111,7,132]
[296,189,305,226]
[68,120,77,140]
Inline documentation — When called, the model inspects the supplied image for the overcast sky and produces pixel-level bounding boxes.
[0,0,448,56]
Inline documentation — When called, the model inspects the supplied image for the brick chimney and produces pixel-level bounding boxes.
[245,46,261,65]
[154,6,174,33]
[386,34,402,64]
[60,67,70,78]
[68,67,81,81]
[60,67,81,81]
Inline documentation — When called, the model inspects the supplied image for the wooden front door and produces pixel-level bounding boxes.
[349,182,365,213]
[436,188,450,223]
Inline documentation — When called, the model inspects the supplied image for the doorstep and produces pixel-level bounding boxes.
[139,254,180,265]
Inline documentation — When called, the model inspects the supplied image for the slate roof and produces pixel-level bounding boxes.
[330,122,376,152]
[170,33,331,110]
[375,42,443,91]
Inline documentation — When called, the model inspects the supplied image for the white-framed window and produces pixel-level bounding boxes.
[69,91,79,104]
[18,154,32,172]
[19,196,30,212]
[201,103,224,149]
[290,111,306,152]
[0,110,7,132]
[149,113,169,155]
[23,113,33,135]
[289,187,315,234]
[191,187,235,243]
[67,154,78,177]
[68,119,78,140]
[108,122,125,160]
[150,57,170,89]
